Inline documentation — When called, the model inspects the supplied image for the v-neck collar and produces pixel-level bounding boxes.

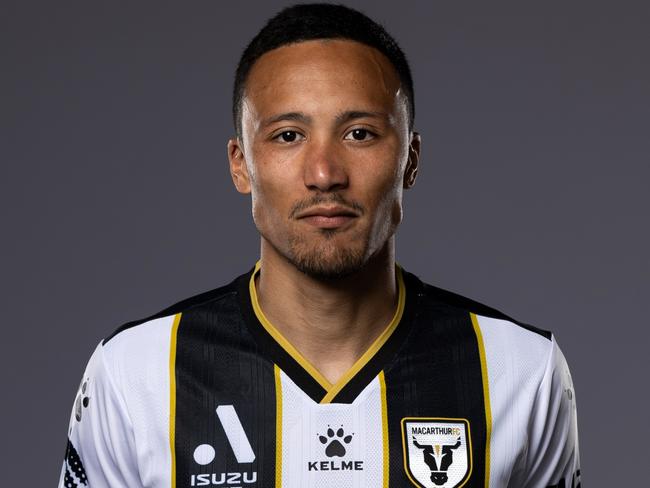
[236,262,418,404]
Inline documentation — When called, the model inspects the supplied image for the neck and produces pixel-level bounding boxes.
[256,239,398,385]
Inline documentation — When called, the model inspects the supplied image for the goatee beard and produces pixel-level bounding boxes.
[286,230,367,280]
[283,192,367,280]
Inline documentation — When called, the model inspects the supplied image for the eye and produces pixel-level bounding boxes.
[274,130,303,143]
[344,128,375,141]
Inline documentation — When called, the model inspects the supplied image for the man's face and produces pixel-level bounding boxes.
[229,39,419,279]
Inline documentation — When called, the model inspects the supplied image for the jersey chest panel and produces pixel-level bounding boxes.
[173,292,489,488]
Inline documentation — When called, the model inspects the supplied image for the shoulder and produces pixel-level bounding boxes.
[407,269,552,338]
[408,270,551,340]
[97,270,249,381]
[405,269,557,376]
[103,272,245,345]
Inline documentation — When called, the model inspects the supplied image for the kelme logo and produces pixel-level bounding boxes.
[307,424,363,472]
[318,425,354,457]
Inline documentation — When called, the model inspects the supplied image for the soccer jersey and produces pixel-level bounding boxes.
[59,265,581,488]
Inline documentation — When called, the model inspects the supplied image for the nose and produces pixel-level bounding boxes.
[302,138,349,192]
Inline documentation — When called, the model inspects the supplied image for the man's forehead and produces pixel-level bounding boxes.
[242,39,404,122]
[248,39,399,89]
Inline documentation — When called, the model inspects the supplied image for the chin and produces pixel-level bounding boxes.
[287,236,369,280]
[293,255,365,280]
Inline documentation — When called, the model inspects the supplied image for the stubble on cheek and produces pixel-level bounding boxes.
[368,185,403,253]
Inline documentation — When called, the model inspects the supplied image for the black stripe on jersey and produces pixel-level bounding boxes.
[173,292,277,488]
[236,271,329,403]
[330,271,421,403]
[385,276,489,487]
[422,282,552,341]
[63,438,88,487]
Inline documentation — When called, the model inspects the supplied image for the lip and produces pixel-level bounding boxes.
[296,206,359,219]
[295,206,359,229]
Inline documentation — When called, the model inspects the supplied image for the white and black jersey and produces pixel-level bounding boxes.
[59,265,581,488]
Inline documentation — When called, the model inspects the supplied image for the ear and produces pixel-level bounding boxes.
[228,137,251,194]
[403,132,421,189]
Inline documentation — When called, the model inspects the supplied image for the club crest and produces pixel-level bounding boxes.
[401,418,472,488]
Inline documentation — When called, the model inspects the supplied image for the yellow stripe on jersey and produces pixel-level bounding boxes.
[274,365,283,488]
[320,267,406,404]
[169,313,182,488]
[470,313,492,488]
[379,371,390,488]
[249,262,332,391]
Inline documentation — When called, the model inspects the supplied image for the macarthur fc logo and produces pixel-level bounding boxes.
[401,418,472,488]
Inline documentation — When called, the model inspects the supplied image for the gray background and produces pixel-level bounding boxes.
[1,1,648,485]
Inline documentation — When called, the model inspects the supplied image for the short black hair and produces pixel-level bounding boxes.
[232,3,415,138]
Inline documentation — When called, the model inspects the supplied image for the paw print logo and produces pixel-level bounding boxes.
[318,425,354,457]
[74,378,91,422]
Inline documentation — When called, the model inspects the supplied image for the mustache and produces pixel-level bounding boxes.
[289,193,365,219]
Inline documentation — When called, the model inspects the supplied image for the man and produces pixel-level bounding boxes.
[59,4,580,488]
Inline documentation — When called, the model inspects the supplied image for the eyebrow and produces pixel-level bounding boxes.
[261,112,312,128]
[335,110,388,124]
[261,110,388,129]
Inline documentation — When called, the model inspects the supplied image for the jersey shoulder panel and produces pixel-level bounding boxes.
[60,342,142,488]
[75,270,252,487]
[97,269,249,427]
[407,269,552,341]
[102,270,247,345]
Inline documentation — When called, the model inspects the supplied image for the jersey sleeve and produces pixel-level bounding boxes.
[58,342,142,488]
[521,337,581,488]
